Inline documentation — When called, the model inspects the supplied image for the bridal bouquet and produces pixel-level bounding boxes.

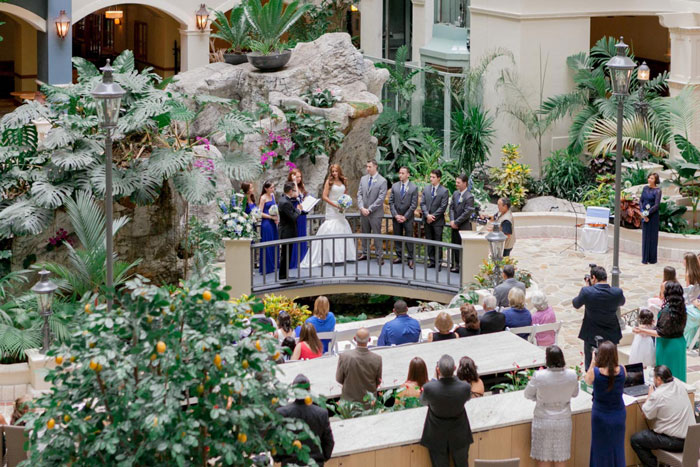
[642,203,650,218]
[337,194,352,213]
[268,204,279,217]
[219,193,259,240]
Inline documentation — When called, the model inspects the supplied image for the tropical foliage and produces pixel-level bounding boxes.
[210,7,251,54]
[288,0,358,46]
[473,256,533,289]
[244,0,312,54]
[232,293,311,327]
[491,144,531,208]
[451,106,495,176]
[541,150,593,201]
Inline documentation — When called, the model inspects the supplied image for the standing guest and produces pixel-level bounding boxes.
[493,264,526,308]
[531,291,557,346]
[455,304,480,337]
[456,356,485,397]
[357,159,388,263]
[486,197,516,256]
[682,252,700,344]
[336,328,383,403]
[288,168,308,268]
[630,365,696,467]
[277,182,306,281]
[634,282,688,381]
[584,341,626,467]
[240,182,257,214]
[503,288,532,339]
[290,323,323,360]
[479,295,506,334]
[398,357,429,400]
[258,180,279,274]
[420,169,449,269]
[524,345,580,467]
[428,311,458,342]
[572,266,625,370]
[275,374,335,466]
[273,310,296,342]
[420,354,473,467]
[648,266,677,311]
[449,174,475,273]
[389,166,418,268]
[640,172,662,265]
[628,309,656,368]
[377,299,421,346]
[295,296,336,354]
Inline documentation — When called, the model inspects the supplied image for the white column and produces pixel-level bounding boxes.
[360,0,383,58]
[411,0,434,62]
[179,28,211,72]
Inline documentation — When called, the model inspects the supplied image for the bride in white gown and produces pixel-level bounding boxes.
[300,164,356,267]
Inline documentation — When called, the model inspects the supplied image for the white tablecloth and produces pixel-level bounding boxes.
[580,226,608,253]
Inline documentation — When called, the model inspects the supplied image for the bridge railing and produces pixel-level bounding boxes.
[304,213,425,238]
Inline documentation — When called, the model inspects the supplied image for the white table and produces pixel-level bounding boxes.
[580,226,608,253]
[278,331,545,398]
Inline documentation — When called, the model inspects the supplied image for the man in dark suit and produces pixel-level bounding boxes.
[420,354,473,466]
[389,166,418,268]
[278,181,306,280]
[478,295,505,334]
[449,173,475,273]
[572,266,626,369]
[275,374,335,466]
[420,169,449,268]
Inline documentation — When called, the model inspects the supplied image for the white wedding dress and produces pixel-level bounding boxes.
[300,183,356,267]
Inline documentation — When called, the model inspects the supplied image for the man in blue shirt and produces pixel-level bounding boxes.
[377,300,421,346]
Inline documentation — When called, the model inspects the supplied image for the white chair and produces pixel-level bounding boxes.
[506,325,536,344]
[531,321,563,346]
[580,206,610,253]
[652,423,700,467]
[316,331,337,355]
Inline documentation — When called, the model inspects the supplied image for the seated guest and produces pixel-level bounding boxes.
[479,295,506,334]
[456,304,480,337]
[420,354,473,466]
[280,337,296,362]
[296,296,336,353]
[493,264,526,308]
[524,345,579,466]
[275,374,335,466]
[531,291,557,346]
[0,395,31,425]
[428,311,458,342]
[274,311,296,342]
[503,288,532,339]
[630,365,696,467]
[456,356,484,397]
[336,328,383,403]
[398,357,429,400]
[377,300,421,346]
[290,323,323,360]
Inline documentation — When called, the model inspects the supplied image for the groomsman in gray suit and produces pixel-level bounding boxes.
[357,160,388,263]
[449,174,475,273]
[420,169,449,268]
[389,166,418,269]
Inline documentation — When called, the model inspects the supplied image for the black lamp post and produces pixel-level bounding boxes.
[605,37,636,319]
[633,61,651,161]
[32,270,57,354]
[486,222,507,285]
[91,61,125,312]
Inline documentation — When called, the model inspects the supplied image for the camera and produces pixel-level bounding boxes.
[590,335,604,356]
[471,207,488,225]
[584,263,597,285]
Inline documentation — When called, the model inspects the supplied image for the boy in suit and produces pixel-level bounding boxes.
[389,166,418,268]
[420,169,449,268]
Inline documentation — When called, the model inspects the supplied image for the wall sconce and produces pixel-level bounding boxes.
[350,4,359,12]
[195,4,209,31]
[55,10,71,39]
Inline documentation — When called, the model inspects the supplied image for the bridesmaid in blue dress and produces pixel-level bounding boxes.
[241,182,257,215]
[258,180,279,274]
[640,173,662,264]
[584,341,626,467]
[288,168,308,269]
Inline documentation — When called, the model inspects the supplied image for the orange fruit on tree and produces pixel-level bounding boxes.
[156,341,166,354]
[255,340,262,351]
[169,303,175,312]
[84,303,91,314]
[271,397,279,405]
[273,351,280,360]
[202,290,212,302]
[242,359,249,369]
[214,354,222,369]
[147,316,153,324]
[150,354,157,361]
[292,440,302,450]
[96,363,103,372]
[89,360,97,371]
[47,418,56,429]
[304,395,312,406]
[69,356,75,363]
[55,356,63,365]
[197,384,204,395]
[89,341,96,348]
[237,433,247,443]
[63,414,71,423]
[153,416,158,426]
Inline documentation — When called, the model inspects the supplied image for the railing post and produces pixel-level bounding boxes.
[225,237,252,298]
[459,230,490,291]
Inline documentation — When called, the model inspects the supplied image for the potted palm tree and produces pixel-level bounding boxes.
[244,0,312,72]
[211,7,250,65]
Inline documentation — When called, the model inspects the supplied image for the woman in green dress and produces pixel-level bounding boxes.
[634,281,688,381]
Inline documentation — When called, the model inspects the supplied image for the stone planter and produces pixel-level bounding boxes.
[0,361,30,402]
[246,50,292,72]
[224,237,253,299]
[224,52,248,65]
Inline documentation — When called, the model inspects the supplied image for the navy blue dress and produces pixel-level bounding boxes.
[590,366,626,466]
[259,200,278,274]
[289,194,308,269]
[640,186,661,264]
[244,202,256,215]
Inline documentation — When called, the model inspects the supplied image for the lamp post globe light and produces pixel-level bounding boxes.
[633,61,651,161]
[91,61,126,312]
[32,270,58,354]
[605,37,636,322]
[486,222,507,285]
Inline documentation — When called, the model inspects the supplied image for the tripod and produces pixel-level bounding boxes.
[560,199,582,254]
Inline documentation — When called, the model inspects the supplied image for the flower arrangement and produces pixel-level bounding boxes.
[337,194,352,212]
[219,193,259,240]
[642,203,650,218]
[473,256,533,289]
[268,204,279,217]
[301,88,339,108]
[260,128,295,171]
[232,293,312,327]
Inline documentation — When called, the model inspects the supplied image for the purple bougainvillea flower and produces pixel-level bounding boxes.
[286,161,297,170]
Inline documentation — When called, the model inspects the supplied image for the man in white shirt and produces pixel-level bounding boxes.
[630,365,696,466]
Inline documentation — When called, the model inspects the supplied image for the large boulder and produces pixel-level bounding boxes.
[522,196,585,214]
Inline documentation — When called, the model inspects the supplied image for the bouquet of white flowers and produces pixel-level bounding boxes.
[268,204,279,217]
[642,203,650,218]
[337,194,352,212]
[219,191,259,240]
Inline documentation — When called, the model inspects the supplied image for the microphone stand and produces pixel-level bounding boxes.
[560,199,581,253]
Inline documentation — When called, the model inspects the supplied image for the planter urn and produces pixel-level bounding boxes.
[246,50,292,72]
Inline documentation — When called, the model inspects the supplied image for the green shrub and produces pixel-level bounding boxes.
[491,144,531,208]
[581,182,614,208]
[541,150,592,200]
[659,198,688,233]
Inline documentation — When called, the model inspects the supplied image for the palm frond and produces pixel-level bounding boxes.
[586,115,668,157]
[0,323,42,361]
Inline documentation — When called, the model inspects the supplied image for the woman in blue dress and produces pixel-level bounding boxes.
[241,182,257,215]
[258,180,279,274]
[288,168,308,269]
[584,340,626,466]
[640,173,662,264]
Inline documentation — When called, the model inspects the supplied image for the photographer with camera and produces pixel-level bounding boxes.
[573,265,626,369]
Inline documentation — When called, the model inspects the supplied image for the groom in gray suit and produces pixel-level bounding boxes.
[357,159,388,262]
[389,166,418,268]
[420,169,449,268]
[449,174,475,273]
